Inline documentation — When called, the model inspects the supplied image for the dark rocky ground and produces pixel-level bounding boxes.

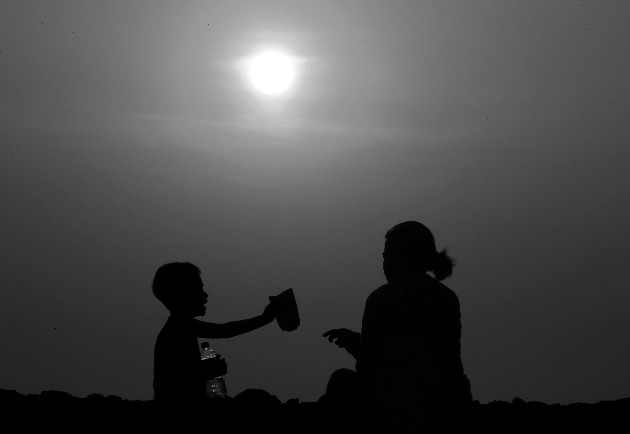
[2,388,628,433]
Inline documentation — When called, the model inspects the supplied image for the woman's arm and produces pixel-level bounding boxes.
[193,304,275,339]
[323,328,360,359]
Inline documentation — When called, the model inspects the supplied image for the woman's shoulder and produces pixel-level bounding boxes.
[430,279,461,311]
[365,283,393,304]
[386,276,460,303]
[366,277,459,304]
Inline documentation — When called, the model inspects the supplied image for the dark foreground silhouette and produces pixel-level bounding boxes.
[9,224,623,431]
[2,388,628,434]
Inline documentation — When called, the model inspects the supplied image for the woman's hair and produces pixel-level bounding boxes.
[384,221,455,281]
[152,262,201,310]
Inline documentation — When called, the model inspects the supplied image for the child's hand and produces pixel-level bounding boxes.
[202,356,228,379]
[214,356,228,377]
[262,302,276,322]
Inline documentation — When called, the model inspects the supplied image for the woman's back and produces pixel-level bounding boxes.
[358,274,471,417]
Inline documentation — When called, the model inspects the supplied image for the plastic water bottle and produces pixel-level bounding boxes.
[200,342,227,398]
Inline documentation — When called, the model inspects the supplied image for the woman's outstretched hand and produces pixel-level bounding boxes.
[323,328,360,359]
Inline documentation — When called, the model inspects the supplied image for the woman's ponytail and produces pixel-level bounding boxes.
[432,248,455,281]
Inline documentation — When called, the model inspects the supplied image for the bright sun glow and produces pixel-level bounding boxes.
[247,51,295,95]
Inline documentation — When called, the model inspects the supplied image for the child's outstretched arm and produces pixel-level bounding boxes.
[192,303,276,339]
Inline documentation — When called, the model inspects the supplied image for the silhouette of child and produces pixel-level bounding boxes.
[152,262,276,403]
[323,221,472,423]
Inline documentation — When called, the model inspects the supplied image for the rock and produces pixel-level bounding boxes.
[1,389,629,433]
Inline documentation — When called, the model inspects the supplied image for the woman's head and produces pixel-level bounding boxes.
[383,221,454,282]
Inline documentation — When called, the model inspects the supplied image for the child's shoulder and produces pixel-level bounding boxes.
[158,315,195,338]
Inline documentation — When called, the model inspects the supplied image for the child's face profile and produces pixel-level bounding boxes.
[174,274,208,317]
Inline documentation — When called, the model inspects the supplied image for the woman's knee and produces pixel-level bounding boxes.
[326,368,359,398]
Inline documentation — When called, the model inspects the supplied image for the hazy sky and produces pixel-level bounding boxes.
[2,0,629,404]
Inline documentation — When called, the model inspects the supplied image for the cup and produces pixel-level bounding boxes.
[269,288,300,331]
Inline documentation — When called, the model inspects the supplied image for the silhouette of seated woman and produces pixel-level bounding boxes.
[152,262,276,403]
[323,221,472,422]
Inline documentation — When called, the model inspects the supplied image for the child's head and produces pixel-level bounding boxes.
[152,262,208,316]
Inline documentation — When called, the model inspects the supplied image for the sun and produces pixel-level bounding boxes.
[246,51,295,95]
